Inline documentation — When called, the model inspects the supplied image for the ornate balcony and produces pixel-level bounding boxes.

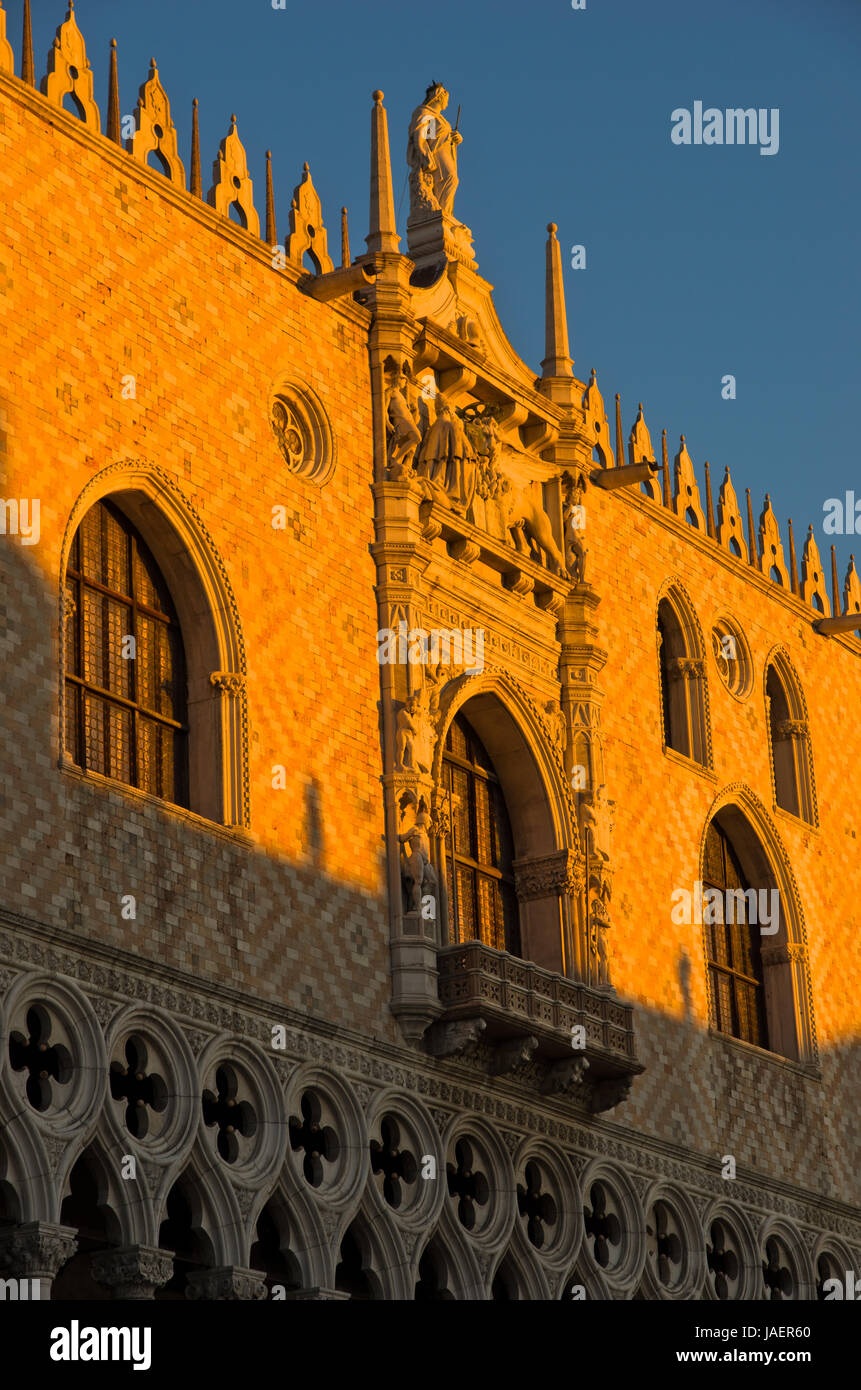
[432,941,643,1112]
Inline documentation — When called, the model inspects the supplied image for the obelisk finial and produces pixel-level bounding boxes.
[541,223,574,380]
[265,150,277,246]
[22,0,34,86]
[190,98,202,198]
[107,39,121,145]
[366,91,399,255]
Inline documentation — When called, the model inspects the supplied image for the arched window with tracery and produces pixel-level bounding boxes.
[441,713,520,955]
[656,590,710,768]
[64,499,188,807]
[765,659,816,825]
[703,820,769,1049]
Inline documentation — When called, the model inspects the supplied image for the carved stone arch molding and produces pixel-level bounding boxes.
[281,1065,368,1222]
[811,1232,856,1298]
[249,1177,331,1292]
[1,973,107,1175]
[702,1199,761,1302]
[59,461,250,829]
[757,1215,814,1302]
[365,1089,446,1238]
[103,1005,200,1204]
[59,1131,151,1251]
[578,1159,647,1297]
[413,1223,485,1301]
[699,782,818,1064]
[196,1034,286,1194]
[655,574,714,770]
[0,1109,55,1226]
[431,667,583,974]
[491,1232,553,1300]
[160,1146,246,1268]
[512,1138,584,1275]
[639,1180,706,1300]
[438,1113,517,1277]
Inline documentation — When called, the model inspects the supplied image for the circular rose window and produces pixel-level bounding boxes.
[269,378,335,485]
[711,617,753,700]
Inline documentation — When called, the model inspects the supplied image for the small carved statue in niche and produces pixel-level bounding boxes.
[580,783,613,865]
[398,797,438,915]
[395,692,420,771]
[406,82,463,218]
[384,360,422,477]
[589,887,612,987]
[562,471,588,583]
[543,699,567,758]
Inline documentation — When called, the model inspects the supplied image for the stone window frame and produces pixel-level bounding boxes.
[655,581,713,771]
[59,463,250,830]
[763,646,818,829]
[698,788,818,1067]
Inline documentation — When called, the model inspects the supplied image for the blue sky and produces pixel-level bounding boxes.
[15,0,861,580]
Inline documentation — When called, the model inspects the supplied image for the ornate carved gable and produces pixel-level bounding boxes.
[717,466,744,554]
[41,2,100,132]
[285,164,334,275]
[758,495,789,587]
[673,435,706,530]
[801,526,831,614]
[207,115,259,236]
[129,59,186,189]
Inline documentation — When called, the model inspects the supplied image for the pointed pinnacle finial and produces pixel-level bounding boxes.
[704,460,716,539]
[831,543,841,616]
[21,0,34,86]
[745,488,757,566]
[367,88,399,255]
[661,428,670,508]
[264,149,277,246]
[788,518,799,594]
[615,393,623,470]
[341,207,351,268]
[541,222,574,380]
[190,98,202,198]
[107,37,121,145]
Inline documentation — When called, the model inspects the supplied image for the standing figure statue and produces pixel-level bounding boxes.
[398,803,438,915]
[415,397,477,513]
[407,82,463,218]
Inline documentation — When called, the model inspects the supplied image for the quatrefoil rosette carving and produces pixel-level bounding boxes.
[811,1233,855,1298]
[0,972,105,1141]
[578,1160,647,1294]
[757,1216,812,1301]
[512,1140,583,1273]
[269,377,336,486]
[440,1115,516,1254]
[640,1181,705,1300]
[281,1065,367,1220]
[702,1200,760,1301]
[364,1090,445,1238]
[196,1035,285,1189]
[103,1006,198,1168]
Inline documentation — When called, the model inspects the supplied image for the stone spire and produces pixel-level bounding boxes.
[661,429,670,507]
[831,544,841,617]
[745,488,756,566]
[265,150,277,245]
[341,207,351,268]
[541,223,574,380]
[366,91,399,255]
[190,98,201,198]
[703,460,716,538]
[787,518,799,594]
[106,38,120,145]
[21,0,34,86]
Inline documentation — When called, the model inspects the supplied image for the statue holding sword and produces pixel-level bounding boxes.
[406,82,463,218]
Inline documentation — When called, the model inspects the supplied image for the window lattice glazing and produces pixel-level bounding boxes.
[65,500,188,806]
[442,714,519,955]
[703,821,769,1049]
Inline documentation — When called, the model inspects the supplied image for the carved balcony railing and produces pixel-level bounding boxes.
[434,941,643,1110]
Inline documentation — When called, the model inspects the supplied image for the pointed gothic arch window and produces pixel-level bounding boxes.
[441,713,520,955]
[657,592,710,767]
[64,499,189,807]
[765,662,816,825]
[703,819,769,1049]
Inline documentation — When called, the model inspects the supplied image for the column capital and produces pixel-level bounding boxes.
[91,1244,174,1300]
